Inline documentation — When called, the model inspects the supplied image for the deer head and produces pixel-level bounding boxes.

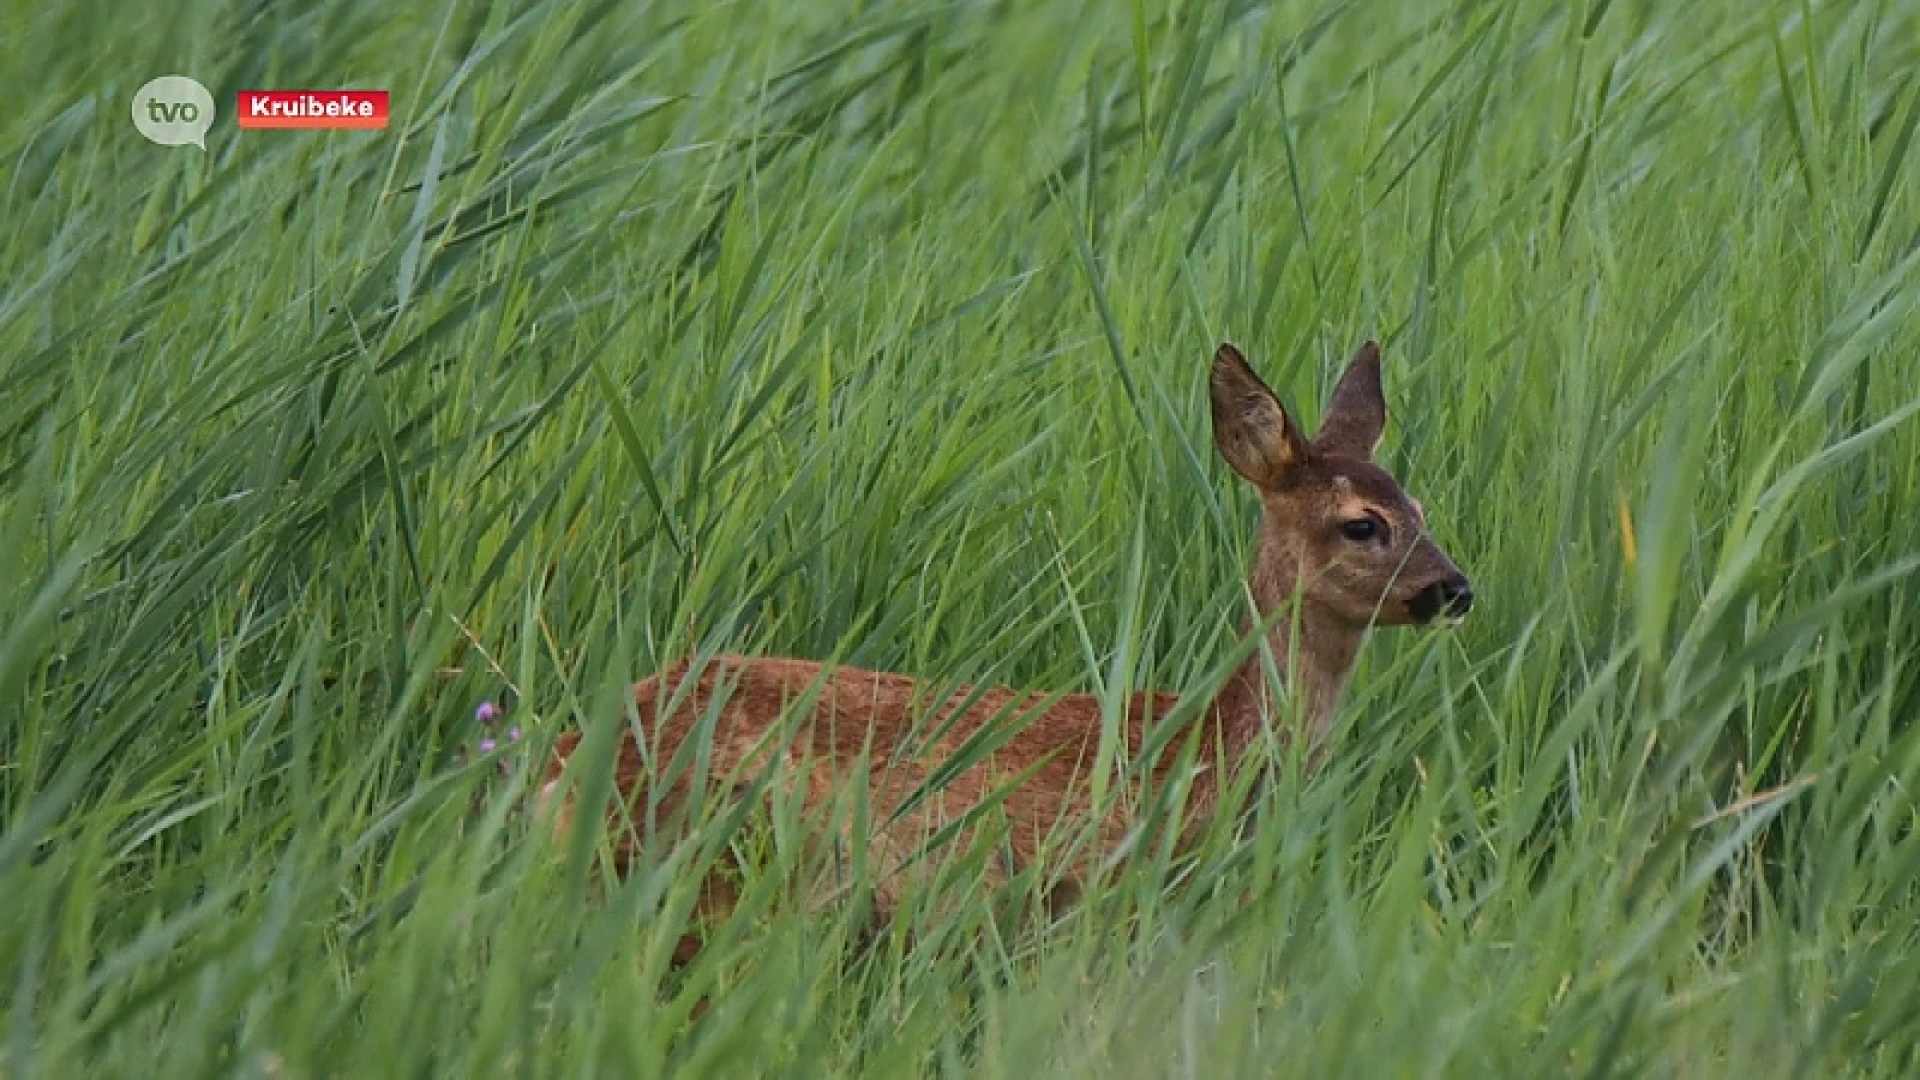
[1210,340,1472,631]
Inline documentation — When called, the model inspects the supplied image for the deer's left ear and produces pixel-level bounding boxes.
[1210,342,1310,489]
[1314,340,1386,459]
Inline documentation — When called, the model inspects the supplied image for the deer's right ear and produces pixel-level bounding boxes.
[1314,340,1386,459]
[1210,343,1308,488]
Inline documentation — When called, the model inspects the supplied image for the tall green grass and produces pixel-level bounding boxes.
[4,0,1920,1074]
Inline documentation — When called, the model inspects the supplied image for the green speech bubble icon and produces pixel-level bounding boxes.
[132,75,215,150]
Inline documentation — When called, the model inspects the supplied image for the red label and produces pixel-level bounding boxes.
[236,90,389,130]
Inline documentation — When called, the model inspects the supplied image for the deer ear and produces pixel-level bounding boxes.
[1210,343,1308,488]
[1314,340,1386,459]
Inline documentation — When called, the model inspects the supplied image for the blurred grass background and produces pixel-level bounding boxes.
[4,0,1920,1075]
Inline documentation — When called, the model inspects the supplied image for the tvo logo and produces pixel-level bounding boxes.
[132,76,215,150]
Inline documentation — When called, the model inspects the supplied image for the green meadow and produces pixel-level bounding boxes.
[5,0,1920,1074]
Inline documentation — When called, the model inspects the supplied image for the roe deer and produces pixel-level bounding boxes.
[538,340,1471,955]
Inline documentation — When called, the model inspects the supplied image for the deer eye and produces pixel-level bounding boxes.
[1340,517,1387,544]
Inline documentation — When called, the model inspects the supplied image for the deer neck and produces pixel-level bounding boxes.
[1208,548,1368,757]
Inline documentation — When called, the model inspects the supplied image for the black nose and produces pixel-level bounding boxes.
[1409,576,1474,623]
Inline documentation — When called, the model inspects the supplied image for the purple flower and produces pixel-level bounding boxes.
[475,701,501,725]
[478,738,497,753]
[507,726,522,743]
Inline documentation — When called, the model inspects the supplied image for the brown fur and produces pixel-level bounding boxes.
[539,340,1471,954]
